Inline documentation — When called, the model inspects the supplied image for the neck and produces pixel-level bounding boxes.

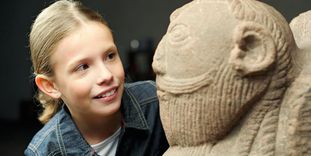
[73,110,122,145]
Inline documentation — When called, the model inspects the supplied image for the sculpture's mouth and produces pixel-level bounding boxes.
[156,70,214,94]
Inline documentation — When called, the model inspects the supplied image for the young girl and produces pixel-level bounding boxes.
[25,0,168,155]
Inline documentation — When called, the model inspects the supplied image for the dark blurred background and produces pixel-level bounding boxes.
[0,0,310,155]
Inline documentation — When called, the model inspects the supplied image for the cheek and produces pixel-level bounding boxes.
[113,61,125,82]
[71,84,91,98]
[61,79,93,100]
[118,71,125,82]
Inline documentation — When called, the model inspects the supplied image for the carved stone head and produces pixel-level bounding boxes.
[153,0,296,147]
[290,11,311,70]
[290,10,311,49]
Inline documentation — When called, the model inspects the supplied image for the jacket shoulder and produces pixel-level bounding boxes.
[124,80,158,105]
[24,113,63,156]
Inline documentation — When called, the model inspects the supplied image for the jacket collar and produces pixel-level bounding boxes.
[57,85,150,154]
[57,106,96,155]
[120,86,149,130]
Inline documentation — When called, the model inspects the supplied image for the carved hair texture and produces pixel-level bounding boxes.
[30,0,109,124]
[228,0,294,155]
[229,0,294,80]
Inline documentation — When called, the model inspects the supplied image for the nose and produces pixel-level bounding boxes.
[96,63,113,85]
[152,39,166,75]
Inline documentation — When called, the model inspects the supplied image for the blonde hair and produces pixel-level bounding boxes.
[30,0,109,124]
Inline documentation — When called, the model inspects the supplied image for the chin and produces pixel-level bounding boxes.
[94,101,121,117]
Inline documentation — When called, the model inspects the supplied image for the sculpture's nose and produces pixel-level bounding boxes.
[152,36,167,75]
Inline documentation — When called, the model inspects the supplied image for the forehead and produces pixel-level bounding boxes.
[50,22,114,70]
[170,1,230,26]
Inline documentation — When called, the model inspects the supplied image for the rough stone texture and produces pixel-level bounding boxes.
[290,10,311,71]
[152,0,311,155]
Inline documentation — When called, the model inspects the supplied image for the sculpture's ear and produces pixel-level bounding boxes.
[229,22,276,76]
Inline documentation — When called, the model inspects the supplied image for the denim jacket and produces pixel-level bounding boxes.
[25,81,168,156]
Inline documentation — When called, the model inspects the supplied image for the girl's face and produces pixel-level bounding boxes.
[50,22,125,120]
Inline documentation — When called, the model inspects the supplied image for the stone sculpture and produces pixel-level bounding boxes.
[290,10,311,67]
[152,0,311,155]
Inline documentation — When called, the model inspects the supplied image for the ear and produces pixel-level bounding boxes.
[35,74,61,99]
[229,22,276,76]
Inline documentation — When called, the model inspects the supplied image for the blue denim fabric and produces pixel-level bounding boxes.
[25,81,168,156]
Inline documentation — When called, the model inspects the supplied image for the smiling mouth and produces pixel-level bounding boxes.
[94,89,117,99]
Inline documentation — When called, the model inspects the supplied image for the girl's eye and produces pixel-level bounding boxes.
[107,52,116,61]
[76,64,89,71]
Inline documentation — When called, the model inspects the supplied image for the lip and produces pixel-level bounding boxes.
[93,86,119,103]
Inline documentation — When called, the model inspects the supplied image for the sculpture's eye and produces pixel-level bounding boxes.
[168,24,190,46]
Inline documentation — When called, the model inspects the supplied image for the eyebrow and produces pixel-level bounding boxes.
[106,44,118,52]
[67,44,118,71]
[67,57,90,72]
